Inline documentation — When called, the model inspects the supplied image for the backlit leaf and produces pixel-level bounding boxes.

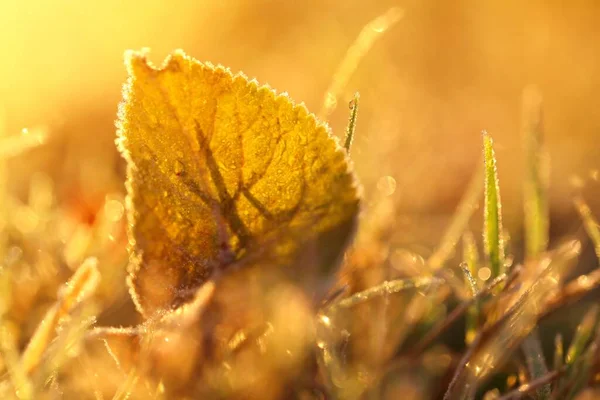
[117,49,360,316]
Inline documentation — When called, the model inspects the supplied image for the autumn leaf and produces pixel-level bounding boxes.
[116,49,360,316]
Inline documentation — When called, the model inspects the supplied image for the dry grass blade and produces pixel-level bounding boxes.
[0,128,47,160]
[537,195,600,317]
[574,195,600,260]
[443,242,579,400]
[427,164,484,271]
[522,332,550,399]
[497,367,565,400]
[553,311,600,399]
[444,282,536,400]
[330,276,442,310]
[319,7,404,118]
[536,196,600,315]
[482,131,505,279]
[21,257,100,375]
[0,322,33,400]
[545,268,600,315]
[463,231,480,345]
[411,271,509,357]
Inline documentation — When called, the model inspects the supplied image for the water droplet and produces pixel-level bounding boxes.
[349,97,358,110]
[377,175,397,196]
[324,92,337,111]
[391,249,424,274]
[478,267,491,281]
[569,175,585,189]
[5,246,23,265]
[174,160,185,176]
[104,199,124,222]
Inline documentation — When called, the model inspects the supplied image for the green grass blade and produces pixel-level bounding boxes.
[523,86,549,259]
[482,131,505,278]
[553,334,564,392]
[344,92,360,153]
[565,305,598,365]
[554,306,600,399]
[565,323,600,400]
[521,86,550,399]
[574,195,600,260]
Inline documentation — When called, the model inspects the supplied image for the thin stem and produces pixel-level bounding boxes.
[497,368,565,400]
[344,93,360,153]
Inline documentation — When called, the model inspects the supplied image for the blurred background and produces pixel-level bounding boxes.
[1,0,600,272]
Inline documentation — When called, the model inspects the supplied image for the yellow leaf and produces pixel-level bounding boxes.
[117,49,360,316]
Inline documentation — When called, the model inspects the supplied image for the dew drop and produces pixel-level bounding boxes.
[569,174,585,189]
[324,92,337,111]
[377,175,397,196]
[391,249,424,275]
[5,246,23,266]
[104,199,124,222]
[478,267,491,281]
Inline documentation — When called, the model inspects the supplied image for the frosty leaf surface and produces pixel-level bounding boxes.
[117,49,360,316]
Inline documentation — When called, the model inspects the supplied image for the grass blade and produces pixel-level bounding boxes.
[523,86,549,259]
[21,257,100,374]
[522,332,551,399]
[344,93,360,153]
[0,320,34,400]
[553,334,564,392]
[574,195,600,260]
[482,131,505,278]
[319,7,403,118]
[521,86,550,399]
[462,231,480,345]
[565,305,598,366]
[552,307,600,399]
[427,163,484,271]
[330,276,442,310]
